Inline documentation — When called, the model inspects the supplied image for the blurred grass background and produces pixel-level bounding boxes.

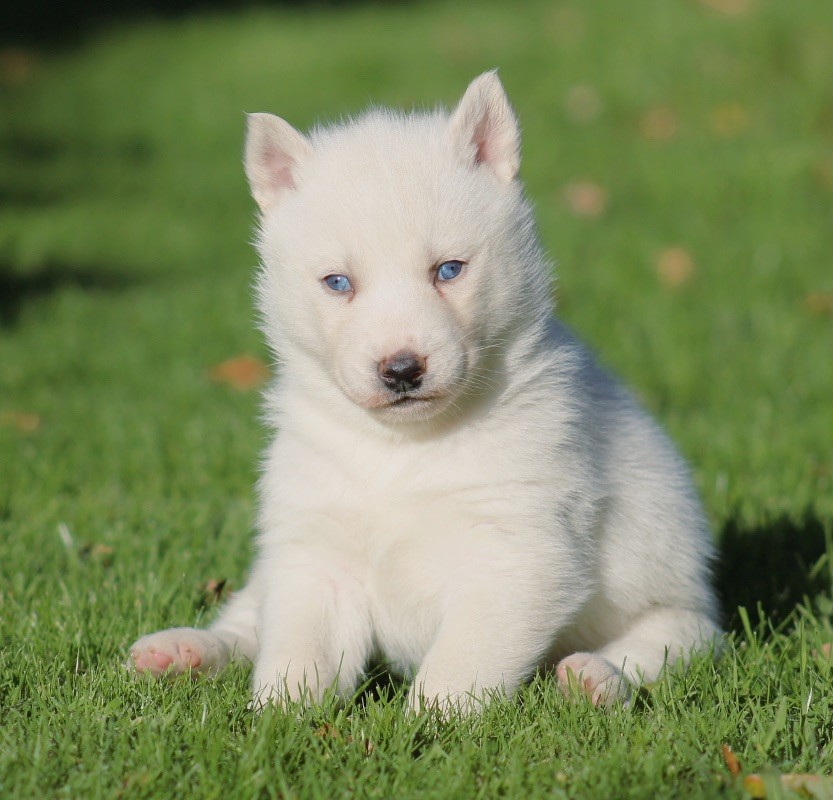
[1,1,833,796]
[2,0,831,524]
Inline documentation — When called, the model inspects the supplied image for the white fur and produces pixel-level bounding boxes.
[129,72,720,712]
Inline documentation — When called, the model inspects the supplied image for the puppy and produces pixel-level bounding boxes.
[129,72,720,712]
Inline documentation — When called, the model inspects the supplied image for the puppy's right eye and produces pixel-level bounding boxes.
[436,260,465,283]
[323,274,353,293]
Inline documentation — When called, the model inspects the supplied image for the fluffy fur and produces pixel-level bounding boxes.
[129,72,721,712]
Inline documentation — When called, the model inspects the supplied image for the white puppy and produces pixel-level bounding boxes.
[129,72,720,711]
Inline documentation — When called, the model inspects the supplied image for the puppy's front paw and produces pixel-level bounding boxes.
[128,627,229,678]
[556,652,628,706]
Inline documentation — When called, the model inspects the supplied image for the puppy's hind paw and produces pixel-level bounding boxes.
[555,652,629,707]
[127,627,229,678]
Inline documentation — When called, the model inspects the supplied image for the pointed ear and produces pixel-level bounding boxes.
[448,71,521,183]
[244,113,312,212]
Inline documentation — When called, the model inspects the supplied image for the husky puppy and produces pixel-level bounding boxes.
[129,72,720,711]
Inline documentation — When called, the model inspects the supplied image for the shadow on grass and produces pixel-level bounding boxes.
[0,132,153,164]
[0,263,141,327]
[0,187,66,208]
[4,0,386,47]
[0,129,153,208]
[716,513,832,631]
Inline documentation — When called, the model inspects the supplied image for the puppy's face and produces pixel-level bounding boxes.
[249,73,536,422]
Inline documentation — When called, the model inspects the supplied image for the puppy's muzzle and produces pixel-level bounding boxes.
[378,351,426,394]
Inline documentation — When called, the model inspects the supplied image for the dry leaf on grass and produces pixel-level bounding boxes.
[698,0,755,16]
[0,47,36,86]
[710,103,750,137]
[547,6,586,45]
[0,411,41,433]
[656,247,695,288]
[805,293,833,316]
[812,642,832,660]
[722,744,833,798]
[562,181,608,218]
[197,579,229,610]
[80,543,115,566]
[313,725,375,756]
[812,160,833,190]
[640,107,678,142]
[744,772,833,798]
[564,85,602,124]
[314,723,341,739]
[722,743,742,777]
[209,355,269,391]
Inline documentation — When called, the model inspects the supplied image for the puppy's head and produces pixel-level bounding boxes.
[247,72,547,423]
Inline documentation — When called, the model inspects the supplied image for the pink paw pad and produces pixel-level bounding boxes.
[130,643,201,676]
[127,628,226,680]
[178,646,202,669]
[152,650,176,672]
[556,652,624,706]
[131,648,174,674]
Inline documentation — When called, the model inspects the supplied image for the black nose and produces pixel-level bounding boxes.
[378,351,426,393]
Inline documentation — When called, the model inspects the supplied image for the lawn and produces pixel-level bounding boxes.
[1,0,833,797]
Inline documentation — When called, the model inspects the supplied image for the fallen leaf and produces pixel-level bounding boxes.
[811,462,830,479]
[209,355,269,391]
[80,543,115,566]
[656,247,695,288]
[564,84,602,124]
[196,578,230,611]
[742,775,766,798]
[698,0,755,16]
[710,103,750,137]
[722,743,742,777]
[0,411,40,433]
[314,723,342,739]
[744,772,833,798]
[563,181,608,217]
[431,25,477,58]
[0,47,36,86]
[780,773,833,794]
[640,107,678,141]
[813,160,833,190]
[121,771,152,790]
[805,292,833,316]
[547,6,586,45]
[812,642,832,660]
[203,578,228,604]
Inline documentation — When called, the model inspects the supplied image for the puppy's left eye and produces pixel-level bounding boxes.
[323,274,353,293]
[436,260,464,282]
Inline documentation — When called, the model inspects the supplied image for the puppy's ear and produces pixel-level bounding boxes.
[449,71,520,183]
[244,113,312,212]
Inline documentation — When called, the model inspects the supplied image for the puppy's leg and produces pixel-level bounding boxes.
[409,572,584,715]
[556,607,721,705]
[251,563,371,709]
[129,581,260,677]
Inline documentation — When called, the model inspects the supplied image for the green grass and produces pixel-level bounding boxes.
[2,0,833,797]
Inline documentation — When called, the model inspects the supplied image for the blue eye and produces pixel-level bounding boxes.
[437,260,464,282]
[323,274,352,293]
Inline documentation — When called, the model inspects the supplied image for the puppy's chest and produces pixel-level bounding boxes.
[268,432,549,667]
[274,433,537,548]
[278,476,486,668]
